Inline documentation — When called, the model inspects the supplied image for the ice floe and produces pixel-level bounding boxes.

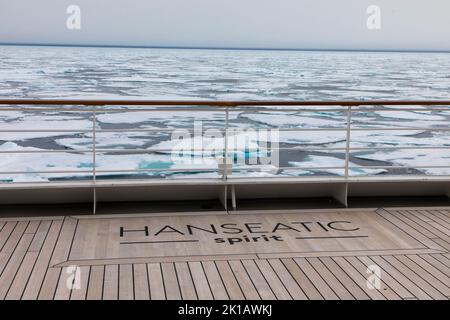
[289,155,387,176]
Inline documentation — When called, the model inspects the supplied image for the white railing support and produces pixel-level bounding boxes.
[344,105,352,180]
[92,105,97,214]
[223,107,230,181]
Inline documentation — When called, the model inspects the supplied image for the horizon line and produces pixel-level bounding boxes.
[1,43,450,54]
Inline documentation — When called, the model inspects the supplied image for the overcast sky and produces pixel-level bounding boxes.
[0,0,449,51]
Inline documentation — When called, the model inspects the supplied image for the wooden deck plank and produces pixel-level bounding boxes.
[39,217,78,300]
[147,263,166,300]
[358,256,413,299]
[118,264,134,300]
[436,210,450,219]
[70,266,90,300]
[161,263,181,300]
[0,217,63,222]
[420,210,450,230]
[421,221,450,237]
[55,254,259,267]
[87,265,104,300]
[215,260,244,300]
[409,210,444,226]
[376,209,445,250]
[431,239,450,251]
[391,210,437,239]
[228,260,260,300]
[332,256,386,300]
[133,264,150,300]
[188,262,213,300]
[201,261,229,300]
[54,266,73,300]
[0,221,29,275]
[28,220,51,252]
[398,210,450,241]
[280,258,323,300]
[242,260,276,300]
[39,268,62,300]
[254,259,292,300]
[103,265,119,300]
[306,257,354,300]
[395,255,450,296]
[49,217,78,266]
[407,210,450,238]
[24,221,40,234]
[345,256,401,300]
[406,255,450,286]
[268,259,307,300]
[370,255,431,299]
[431,253,450,266]
[420,254,450,276]
[5,251,39,300]
[319,257,369,300]
[0,233,34,299]
[0,222,17,251]
[382,256,446,299]
[22,220,63,300]
[435,210,450,223]
[428,210,450,221]
[293,258,338,300]
[174,262,197,300]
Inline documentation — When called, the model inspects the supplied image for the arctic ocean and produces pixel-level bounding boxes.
[0,45,449,182]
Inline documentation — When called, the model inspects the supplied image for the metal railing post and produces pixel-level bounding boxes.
[344,105,352,179]
[92,105,97,214]
[223,107,230,181]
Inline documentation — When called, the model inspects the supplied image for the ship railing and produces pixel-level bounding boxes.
[0,99,449,212]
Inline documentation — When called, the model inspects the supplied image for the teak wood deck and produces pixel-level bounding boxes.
[0,207,449,300]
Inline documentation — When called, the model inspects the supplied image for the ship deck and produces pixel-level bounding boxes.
[0,206,449,300]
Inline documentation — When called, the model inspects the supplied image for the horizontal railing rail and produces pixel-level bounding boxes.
[1,99,450,185]
[1,99,450,106]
